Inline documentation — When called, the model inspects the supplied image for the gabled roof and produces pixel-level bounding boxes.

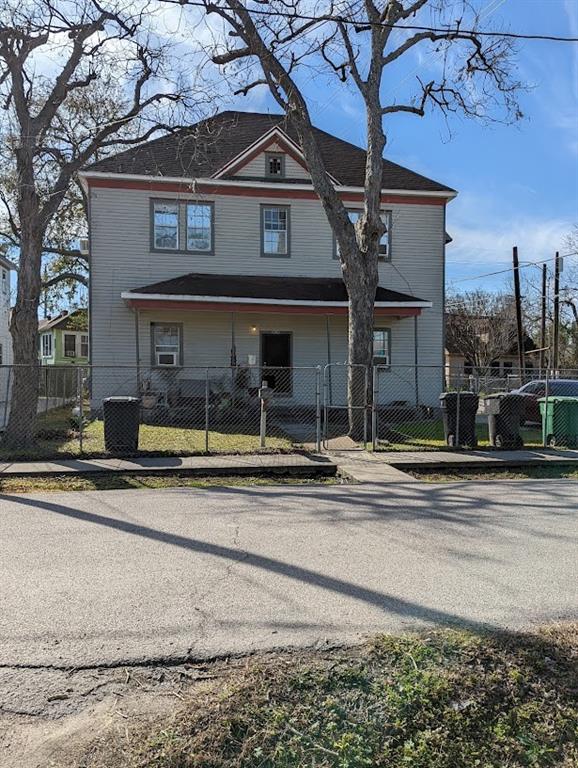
[84,111,455,194]
[122,273,430,307]
[38,308,88,332]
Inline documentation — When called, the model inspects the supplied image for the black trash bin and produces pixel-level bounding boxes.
[484,392,525,449]
[103,396,140,454]
[439,391,479,448]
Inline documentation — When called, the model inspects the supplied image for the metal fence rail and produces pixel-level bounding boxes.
[0,363,577,460]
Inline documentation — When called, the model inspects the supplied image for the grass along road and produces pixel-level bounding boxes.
[408,465,578,482]
[69,625,578,768]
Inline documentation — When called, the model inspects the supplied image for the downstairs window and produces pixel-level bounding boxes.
[152,323,182,367]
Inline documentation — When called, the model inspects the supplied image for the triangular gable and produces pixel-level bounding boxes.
[212,126,341,184]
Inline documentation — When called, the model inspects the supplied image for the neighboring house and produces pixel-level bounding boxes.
[38,309,89,365]
[0,255,16,367]
[79,110,456,409]
[0,255,17,427]
[445,311,538,385]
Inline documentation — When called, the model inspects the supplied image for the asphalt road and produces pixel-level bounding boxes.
[1,480,576,668]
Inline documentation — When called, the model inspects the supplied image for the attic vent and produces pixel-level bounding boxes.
[266,152,285,178]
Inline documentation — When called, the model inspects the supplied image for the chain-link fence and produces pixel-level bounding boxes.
[0,363,577,460]
[0,364,322,461]
[373,364,578,451]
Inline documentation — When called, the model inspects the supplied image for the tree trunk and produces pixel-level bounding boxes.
[343,255,379,440]
[3,166,43,449]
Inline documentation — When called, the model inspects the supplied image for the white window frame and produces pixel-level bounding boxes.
[63,333,78,358]
[41,332,53,358]
[186,202,213,253]
[80,334,89,358]
[152,201,179,251]
[152,323,182,367]
[261,205,289,257]
[373,328,391,367]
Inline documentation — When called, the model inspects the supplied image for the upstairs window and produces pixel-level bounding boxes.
[186,203,213,252]
[64,333,77,357]
[153,202,179,250]
[41,332,52,358]
[373,328,391,367]
[80,334,89,358]
[335,210,391,260]
[152,323,181,367]
[266,152,285,178]
[262,206,289,256]
[1,269,8,296]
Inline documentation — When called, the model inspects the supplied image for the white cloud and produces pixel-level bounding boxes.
[447,193,574,268]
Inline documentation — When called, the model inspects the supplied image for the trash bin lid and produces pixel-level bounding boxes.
[537,396,578,403]
[103,396,140,403]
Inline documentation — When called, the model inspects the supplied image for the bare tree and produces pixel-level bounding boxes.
[173,0,522,431]
[446,290,519,374]
[0,0,206,446]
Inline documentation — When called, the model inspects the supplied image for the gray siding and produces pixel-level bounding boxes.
[89,184,446,405]
[237,144,311,179]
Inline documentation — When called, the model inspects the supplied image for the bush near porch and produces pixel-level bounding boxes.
[0,406,292,462]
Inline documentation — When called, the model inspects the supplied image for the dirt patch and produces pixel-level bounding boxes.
[0,662,229,768]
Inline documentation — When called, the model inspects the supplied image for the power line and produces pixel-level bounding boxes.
[164,0,578,43]
[449,251,578,285]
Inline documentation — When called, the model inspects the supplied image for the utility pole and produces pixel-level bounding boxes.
[553,251,561,371]
[540,263,547,373]
[512,246,525,378]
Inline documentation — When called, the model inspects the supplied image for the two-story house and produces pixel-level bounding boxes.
[80,111,456,410]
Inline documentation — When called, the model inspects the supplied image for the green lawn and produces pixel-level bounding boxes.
[88,625,577,768]
[409,465,578,482]
[375,418,544,451]
[0,406,291,461]
[0,472,339,494]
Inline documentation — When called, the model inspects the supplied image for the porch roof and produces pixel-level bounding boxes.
[121,273,431,317]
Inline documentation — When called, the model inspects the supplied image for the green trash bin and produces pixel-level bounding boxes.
[539,396,578,447]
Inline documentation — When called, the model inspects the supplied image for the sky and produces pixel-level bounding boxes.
[204,0,578,295]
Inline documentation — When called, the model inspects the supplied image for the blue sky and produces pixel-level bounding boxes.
[212,0,578,293]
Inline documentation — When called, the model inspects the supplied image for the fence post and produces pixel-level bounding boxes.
[259,379,267,449]
[204,368,210,454]
[455,375,461,449]
[371,366,378,451]
[315,366,321,452]
[77,366,84,454]
[542,368,550,448]
[323,366,328,450]
[362,366,368,449]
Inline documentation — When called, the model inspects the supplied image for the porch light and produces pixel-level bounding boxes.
[250,325,257,334]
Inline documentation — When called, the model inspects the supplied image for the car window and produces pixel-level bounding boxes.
[550,381,578,396]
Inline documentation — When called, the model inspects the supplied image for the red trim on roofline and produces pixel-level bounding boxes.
[87,177,447,206]
[125,298,421,317]
[218,134,310,178]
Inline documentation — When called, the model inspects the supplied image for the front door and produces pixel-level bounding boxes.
[261,332,292,394]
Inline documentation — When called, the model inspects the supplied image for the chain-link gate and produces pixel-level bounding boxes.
[323,363,368,449]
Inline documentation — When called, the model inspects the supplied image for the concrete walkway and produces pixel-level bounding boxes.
[1,447,577,482]
[0,452,337,478]
[328,447,578,482]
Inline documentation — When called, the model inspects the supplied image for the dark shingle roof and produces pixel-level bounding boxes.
[126,273,427,305]
[85,111,454,194]
[38,309,88,332]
